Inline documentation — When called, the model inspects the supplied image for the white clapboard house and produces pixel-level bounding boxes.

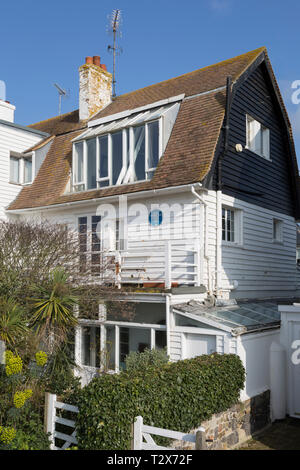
[1,48,300,400]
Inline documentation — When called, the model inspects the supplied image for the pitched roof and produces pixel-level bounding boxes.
[8,47,271,211]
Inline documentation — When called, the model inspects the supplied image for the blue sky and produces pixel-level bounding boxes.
[1,0,300,158]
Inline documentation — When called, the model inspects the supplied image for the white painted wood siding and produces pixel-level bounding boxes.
[0,123,42,219]
[17,188,298,300]
[221,194,297,299]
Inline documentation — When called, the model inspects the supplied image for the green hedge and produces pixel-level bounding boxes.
[75,354,245,450]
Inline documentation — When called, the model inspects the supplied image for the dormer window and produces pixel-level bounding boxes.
[9,152,33,185]
[71,100,181,192]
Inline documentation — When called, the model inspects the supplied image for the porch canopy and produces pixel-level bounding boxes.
[173,300,282,336]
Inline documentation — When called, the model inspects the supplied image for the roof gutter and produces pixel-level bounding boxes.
[6,182,206,214]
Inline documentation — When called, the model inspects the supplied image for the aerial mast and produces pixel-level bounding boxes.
[107,9,122,99]
[53,83,68,115]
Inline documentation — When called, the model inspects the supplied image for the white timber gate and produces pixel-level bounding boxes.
[44,393,79,450]
[132,416,207,450]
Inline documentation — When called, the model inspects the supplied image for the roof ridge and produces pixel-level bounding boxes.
[102,46,266,103]
[28,108,80,129]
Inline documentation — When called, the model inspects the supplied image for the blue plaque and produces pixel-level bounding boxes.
[149,209,163,226]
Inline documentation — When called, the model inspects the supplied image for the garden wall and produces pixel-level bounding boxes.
[173,390,271,450]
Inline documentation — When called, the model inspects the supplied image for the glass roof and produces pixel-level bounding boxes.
[173,300,281,334]
[73,104,176,142]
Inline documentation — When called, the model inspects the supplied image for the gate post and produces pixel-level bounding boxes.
[195,429,207,450]
[44,393,56,450]
[132,416,143,450]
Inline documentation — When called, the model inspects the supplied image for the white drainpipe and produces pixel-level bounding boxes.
[166,294,171,357]
[191,185,212,294]
[216,190,222,296]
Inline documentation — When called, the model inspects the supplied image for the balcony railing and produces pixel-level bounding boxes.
[114,239,201,289]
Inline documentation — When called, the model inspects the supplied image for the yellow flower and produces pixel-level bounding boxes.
[13,391,27,408]
[5,352,23,376]
[0,426,16,445]
[24,389,33,399]
[35,351,47,367]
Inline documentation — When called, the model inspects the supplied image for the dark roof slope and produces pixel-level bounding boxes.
[9,46,284,211]
[91,47,265,121]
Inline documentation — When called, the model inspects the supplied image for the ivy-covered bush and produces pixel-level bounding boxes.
[75,353,245,450]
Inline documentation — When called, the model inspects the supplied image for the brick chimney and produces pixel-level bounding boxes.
[79,56,112,121]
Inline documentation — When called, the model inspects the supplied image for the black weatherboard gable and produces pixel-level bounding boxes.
[205,50,300,220]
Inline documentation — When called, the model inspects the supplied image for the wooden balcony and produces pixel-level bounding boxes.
[114,239,201,289]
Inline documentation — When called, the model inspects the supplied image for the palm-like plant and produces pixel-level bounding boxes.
[0,297,28,346]
[30,268,78,339]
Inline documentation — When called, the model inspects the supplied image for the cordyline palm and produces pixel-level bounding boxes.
[30,268,78,337]
[0,297,29,346]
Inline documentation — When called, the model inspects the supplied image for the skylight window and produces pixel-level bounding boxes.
[71,102,180,192]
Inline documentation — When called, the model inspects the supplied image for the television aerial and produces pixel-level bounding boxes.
[53,82,69,115]
[107,9,123,98]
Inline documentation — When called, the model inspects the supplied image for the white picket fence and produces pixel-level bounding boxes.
[44,393,79,450]
[131,416,207,450]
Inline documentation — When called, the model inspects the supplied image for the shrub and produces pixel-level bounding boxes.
[75,353,245,450]
[125,348,169,372]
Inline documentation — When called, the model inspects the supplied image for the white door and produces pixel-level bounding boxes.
[290,322,300,417]
[185,333,216,358]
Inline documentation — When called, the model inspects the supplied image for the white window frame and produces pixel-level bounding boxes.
[222,205,243,247]
[246,114,270,160]
[77,213,102,275]
[9,152,34,185]
[72,118,162,192]
[272,218,283,244]
[78,320,167,372]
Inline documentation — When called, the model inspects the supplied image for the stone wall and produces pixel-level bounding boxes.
[173,390,270,450]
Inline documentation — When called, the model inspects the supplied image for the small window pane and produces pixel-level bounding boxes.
[222,208,235,242]
[87,138,96,189]
[74,142,84,183]
[133,125,145,181]
[148,121,159,171]
[10,157,20,183]
[24,158,32,184]
[81,326,100,367]
[99,135,108,179]
[111,132,123,185]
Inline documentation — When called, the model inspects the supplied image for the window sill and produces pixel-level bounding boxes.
[272,239,284,245]
[70,179,149,194]
[9,181,32,186]
[222,241,243,248]
[244,146,271,161]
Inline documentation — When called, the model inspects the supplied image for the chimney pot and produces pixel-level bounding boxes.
[93,56,101,67]
[79,56,112,120]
